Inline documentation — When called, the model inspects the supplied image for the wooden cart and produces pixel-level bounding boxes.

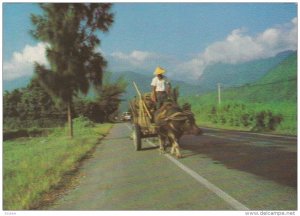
[129,82,157,151]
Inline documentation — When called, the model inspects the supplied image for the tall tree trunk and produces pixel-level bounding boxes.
[67,101,73,138]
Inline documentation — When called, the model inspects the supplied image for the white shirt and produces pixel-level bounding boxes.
[151,76,169,92]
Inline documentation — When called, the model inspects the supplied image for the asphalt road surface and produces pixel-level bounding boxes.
[47,123,297,210]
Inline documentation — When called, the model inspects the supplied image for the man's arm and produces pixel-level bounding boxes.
[151,77,157,102]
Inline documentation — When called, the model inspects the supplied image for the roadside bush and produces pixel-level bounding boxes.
[252,111,283,132]
[3,129,28,141]
[208,103,254,128]
[3,128,53,141]
[207,103,283,132]
[73,116,95,128]
[4,116,95,141]
[4,117,66,131]
[241,113,254,127]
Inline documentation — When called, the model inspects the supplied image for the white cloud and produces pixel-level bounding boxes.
[176,17,298,80]
[111,50,156,66]
[3,42,48,81]
[107,50,178,73]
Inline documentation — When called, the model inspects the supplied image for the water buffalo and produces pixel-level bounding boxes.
[154,102,202,158]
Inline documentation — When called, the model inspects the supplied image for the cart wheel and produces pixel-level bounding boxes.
[133,124,142,151]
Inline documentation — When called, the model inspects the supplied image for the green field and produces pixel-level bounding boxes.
[3,117,112,210]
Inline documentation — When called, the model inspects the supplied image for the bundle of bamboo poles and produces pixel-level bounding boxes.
[132,81,152,128]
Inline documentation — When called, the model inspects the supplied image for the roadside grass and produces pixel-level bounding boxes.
[3,117,113,210]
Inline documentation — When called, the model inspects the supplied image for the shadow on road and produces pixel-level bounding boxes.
[140,146,159,151]
[180,135,297,188]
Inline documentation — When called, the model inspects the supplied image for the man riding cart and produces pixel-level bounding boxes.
[151,66,171,109]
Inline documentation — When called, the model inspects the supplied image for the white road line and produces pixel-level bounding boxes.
[125,123,249,210]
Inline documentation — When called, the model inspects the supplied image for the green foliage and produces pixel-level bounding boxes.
[252,111,283,132]
[3,79,67,130]
[3,128,53,141]
[3,118,113,210]
[3,73,127,130]
[96,72,128,121]
[202,102,284,132]
[72,116,95,128]
[73,72,127,122]
[75,100,103,122]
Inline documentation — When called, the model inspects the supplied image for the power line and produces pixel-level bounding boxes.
[222,77,297,90]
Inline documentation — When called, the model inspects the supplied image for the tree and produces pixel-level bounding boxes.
[73,73,127,123]
[97,72,127,121]
[3,79,67,130]
[3,89,22,120]
[30,3,114,137]
[73,99,105,123]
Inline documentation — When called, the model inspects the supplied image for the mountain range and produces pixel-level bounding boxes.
[193,50,294,90]
[3,50,296,111]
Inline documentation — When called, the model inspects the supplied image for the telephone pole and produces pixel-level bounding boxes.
[217,83,221,105]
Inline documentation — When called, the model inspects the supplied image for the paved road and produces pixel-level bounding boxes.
[48,123,297,210]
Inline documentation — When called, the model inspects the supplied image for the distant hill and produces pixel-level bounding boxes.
[222,52,297,103]
[258,52,297,84]
[188,51,297,105]
[196,50,295,91]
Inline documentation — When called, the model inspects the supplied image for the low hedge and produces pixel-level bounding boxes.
[3,128,53,141]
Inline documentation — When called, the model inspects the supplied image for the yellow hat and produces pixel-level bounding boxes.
[154,66,166,75]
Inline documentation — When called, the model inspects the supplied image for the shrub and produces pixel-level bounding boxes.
[252,111,283,132]
[3,128,53,141]
[205,102,283,132]
[73,116,95,128]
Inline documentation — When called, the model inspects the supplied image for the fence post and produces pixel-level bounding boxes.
[218,83,221,105]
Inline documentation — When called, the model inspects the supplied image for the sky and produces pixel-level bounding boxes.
[3,3,298,82]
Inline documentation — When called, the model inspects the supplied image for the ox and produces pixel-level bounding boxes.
[154,101,202,158]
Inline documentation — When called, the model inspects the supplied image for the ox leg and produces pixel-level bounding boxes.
[170,137,176,155]
[168,132,182,158]
[174,140,182,158]
[158,134,166,154]
[170,145,175,155]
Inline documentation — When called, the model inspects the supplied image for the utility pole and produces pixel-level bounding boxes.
[217,83,221,105]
